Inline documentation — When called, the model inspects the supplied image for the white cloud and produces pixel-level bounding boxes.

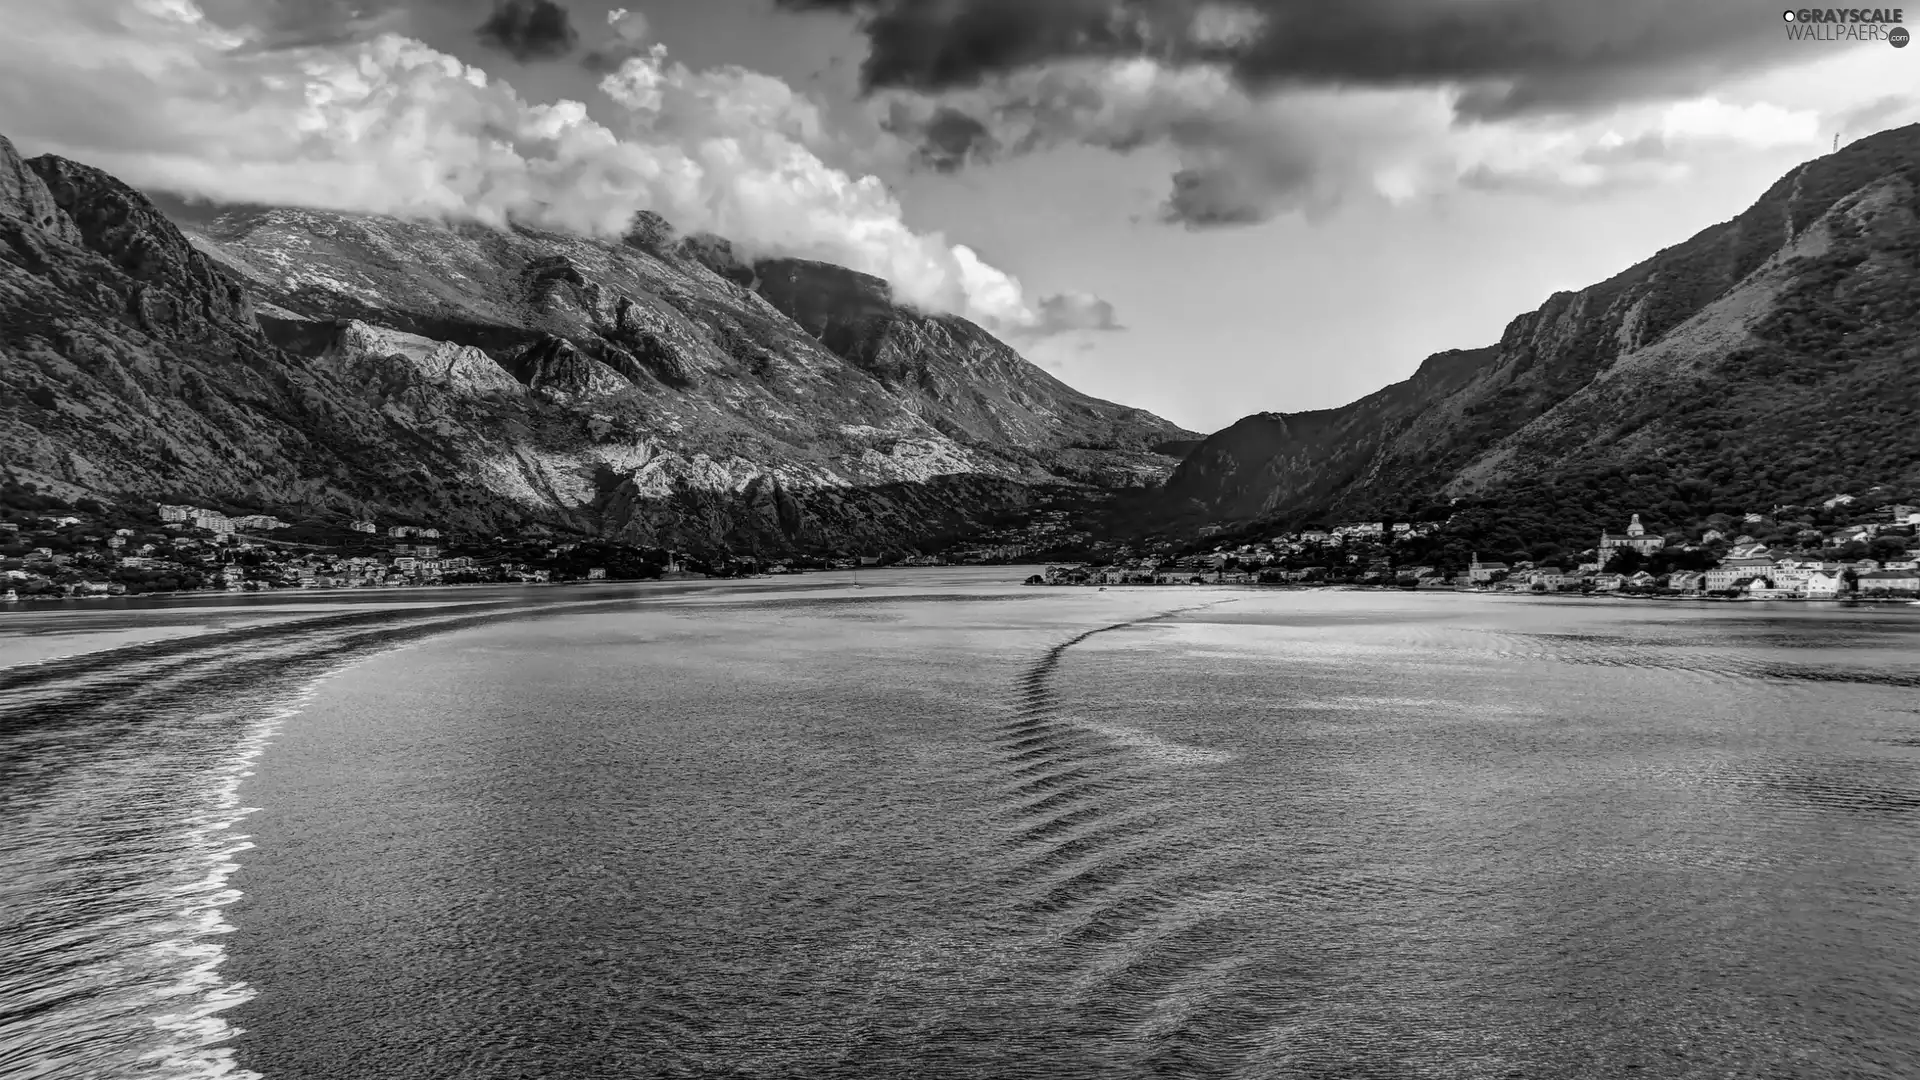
[0,0,1100,338]
[1656,98,1819,147]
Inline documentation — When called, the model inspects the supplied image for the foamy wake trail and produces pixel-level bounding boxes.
[0,606,599,1080]
[136,696,304,1079]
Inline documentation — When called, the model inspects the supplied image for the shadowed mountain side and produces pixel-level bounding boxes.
[1156,123,1920,537]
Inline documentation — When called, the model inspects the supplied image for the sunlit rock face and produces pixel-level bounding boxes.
[0,132,1194,551]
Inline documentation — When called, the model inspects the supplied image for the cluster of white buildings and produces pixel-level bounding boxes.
[279,553,492,590]
[1466,511,1920,598]
[1178,521,1441,566]
[157,504,289,535]
[346,520,443,539]
[1294,521,1439,546]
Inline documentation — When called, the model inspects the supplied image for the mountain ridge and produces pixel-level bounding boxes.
[1156,123,1920,547]
[0,131,1193,554]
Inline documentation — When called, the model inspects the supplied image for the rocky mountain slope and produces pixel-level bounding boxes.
[0,133,1191,553]
[1158,124,1920,542]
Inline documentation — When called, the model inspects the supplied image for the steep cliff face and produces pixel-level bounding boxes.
[0,133,1192,551]
[0,140,80,246]
[1161,124,1920,534]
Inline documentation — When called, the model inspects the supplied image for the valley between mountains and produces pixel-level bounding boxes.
[6,124,1920,564]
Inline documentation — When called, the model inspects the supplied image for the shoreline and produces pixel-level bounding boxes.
[0,573,752,609]
[1023,581,1919,604]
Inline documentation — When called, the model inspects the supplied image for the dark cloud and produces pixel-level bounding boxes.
[782,0,1173,93]
[781,0,1798,117]
[580,49,624,73]
[1164,164,1284,228]
[476,0,579,62]
[1024,291,1125,336]
[885,105,1000,172]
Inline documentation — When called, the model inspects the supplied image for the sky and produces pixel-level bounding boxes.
[1,0,1917,434]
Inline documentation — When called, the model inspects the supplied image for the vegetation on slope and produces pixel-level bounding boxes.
[1155,124,1920,556]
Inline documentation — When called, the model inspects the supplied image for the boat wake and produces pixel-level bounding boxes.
[0,594,687,1080]
[979,602,1266,1073]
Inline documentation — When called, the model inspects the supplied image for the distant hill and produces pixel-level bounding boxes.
[1154,124,1920,551]
[0,133,1191,553]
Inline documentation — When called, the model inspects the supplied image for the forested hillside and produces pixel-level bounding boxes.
[1153,123,1920,553]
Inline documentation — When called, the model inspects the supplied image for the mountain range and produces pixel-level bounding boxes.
[1155,124,1920,550]
[10,123,1919,563]
[0,131,1191,555]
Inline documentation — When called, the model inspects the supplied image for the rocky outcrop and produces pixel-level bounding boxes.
[323,320,525,397]
[27,155,260,344]
[676,233,755,288]
[0,135,81,245]
[502,334,628,399]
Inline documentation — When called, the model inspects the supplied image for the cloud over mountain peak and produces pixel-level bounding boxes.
[0,0,1115,339]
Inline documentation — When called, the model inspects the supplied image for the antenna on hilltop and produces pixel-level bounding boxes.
[1834,132,1840,153]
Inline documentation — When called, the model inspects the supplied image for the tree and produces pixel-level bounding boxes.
[1603,547,1646,575]
[1870,535,1911,562]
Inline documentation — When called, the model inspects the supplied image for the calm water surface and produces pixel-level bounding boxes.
[4,573,1920,1079]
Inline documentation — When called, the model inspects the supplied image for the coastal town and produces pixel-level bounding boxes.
[0,483,822,601]
[1032,502,1920,600]
[4,472,1919,602]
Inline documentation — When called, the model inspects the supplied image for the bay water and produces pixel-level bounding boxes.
[4,572,1919,1078]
